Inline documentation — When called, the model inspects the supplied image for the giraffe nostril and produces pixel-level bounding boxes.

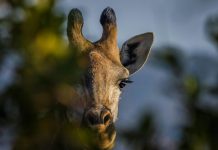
[103,113,111,124]
[101,110,112,125]
[87,113,98,125]
[85,107,112,127]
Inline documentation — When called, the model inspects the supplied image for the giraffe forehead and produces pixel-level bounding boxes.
[89,51,116,79]
[89,50,122,67]
[88,51,127,75]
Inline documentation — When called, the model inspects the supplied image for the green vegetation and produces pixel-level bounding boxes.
[0,0,218,150]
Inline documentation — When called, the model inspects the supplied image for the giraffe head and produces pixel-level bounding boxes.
[66,7,153,149]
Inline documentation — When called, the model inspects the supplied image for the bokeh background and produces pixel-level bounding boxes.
[1,0,218,150]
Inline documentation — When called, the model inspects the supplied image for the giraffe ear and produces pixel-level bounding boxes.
[120,32,154,75]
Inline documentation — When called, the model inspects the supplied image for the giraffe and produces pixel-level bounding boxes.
[65,7,154,149]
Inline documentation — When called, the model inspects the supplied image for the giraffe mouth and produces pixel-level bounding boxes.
[82,105,113,131]
[80,106,116,150]
[81,115,116,150]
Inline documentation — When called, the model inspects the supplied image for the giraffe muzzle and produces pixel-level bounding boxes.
[83,106,113,131]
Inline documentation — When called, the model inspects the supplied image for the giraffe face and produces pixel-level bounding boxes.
[66,7,154,149]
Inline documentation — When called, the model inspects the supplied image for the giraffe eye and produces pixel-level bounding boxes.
[118,78,133,89]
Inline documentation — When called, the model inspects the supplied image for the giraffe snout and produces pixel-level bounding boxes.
[84,107,113,129]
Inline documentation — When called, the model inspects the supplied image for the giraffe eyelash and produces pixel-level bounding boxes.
[118,78,133,89]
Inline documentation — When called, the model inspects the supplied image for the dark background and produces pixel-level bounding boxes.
[0,0,218,150]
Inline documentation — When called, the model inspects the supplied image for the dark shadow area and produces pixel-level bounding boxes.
[1,0,218,150]
[118,15,218,150]
[0,1,115,150]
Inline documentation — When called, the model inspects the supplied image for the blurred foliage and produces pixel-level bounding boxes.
[206,15,218,49]
[0,0,98,149]
[1,0,218,150]
[121,114,157,150]
[151,46,185,76]
[120,13,218,150]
